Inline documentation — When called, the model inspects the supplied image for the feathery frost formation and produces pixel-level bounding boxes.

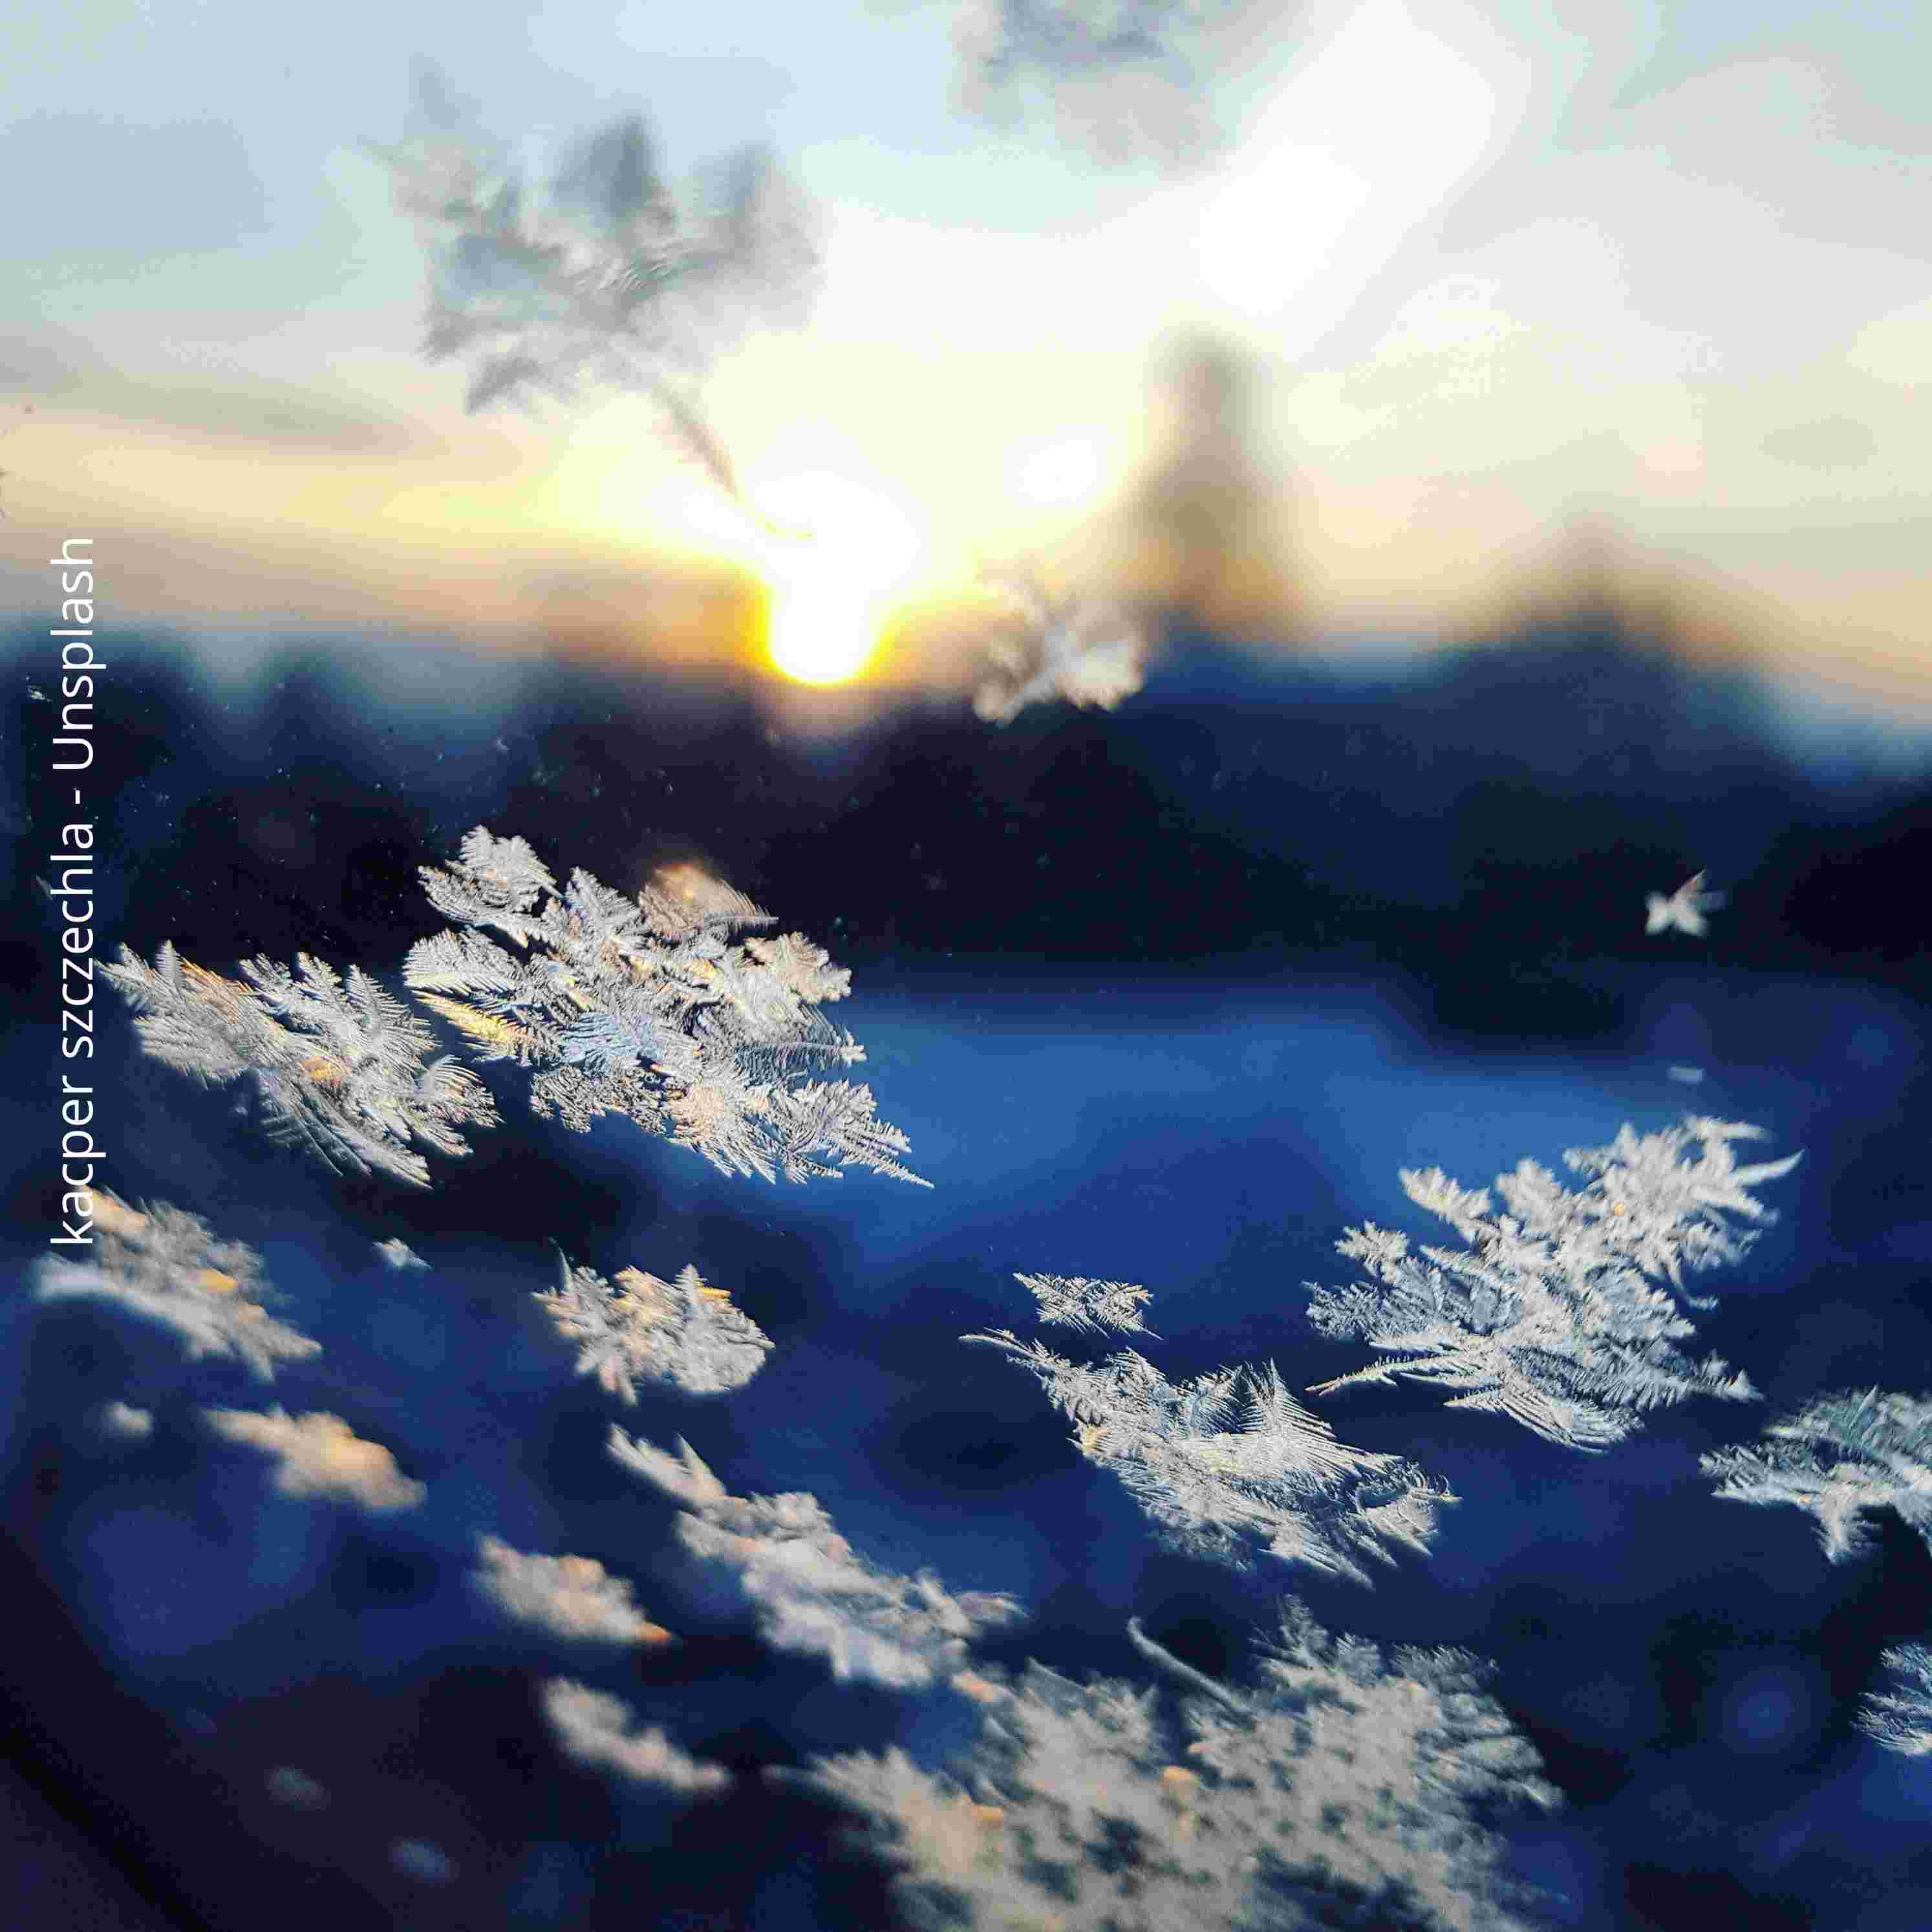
[536,1254,773,1401]
[1702,1388,1932,1565]
[971,561,1148,724]
[610,1432,1024,1690]
[104,944,497,1187]
[371,60,819,530]
[971,1329,1450,1582]
[201,1407,426,1512]
[473,1534,674,1646]
[1704,1389,1932,1757]
[1860,1644,1932,1758]
[886,1,1280,172]
[1017,1271,1156,1336]
[1305,1117,1799,1451]
[541,1679,733,1796]
[788,1601,1558,1932]
[971,1275,1449,1581]
[34,1192,321,1380]
[405,827,925,1186]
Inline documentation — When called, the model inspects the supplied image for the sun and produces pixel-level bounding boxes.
[746,472,924,686]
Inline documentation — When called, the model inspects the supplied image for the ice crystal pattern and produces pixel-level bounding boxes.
[34,1192,320,1381]
[1860,1644,1932,1757]
[473,1534,674,1647]
[1305,1117,1799,1452]
[1702,1388,1932,1565]
[788,1600,1558,1932]
[202,1408,427,1512]
[104,943,498,1188]
[891,1,1283,172]
[1706,1390,1932,1761]
[95,1400,155,1441]
[372,60,819,531]
[972,561,1148,724]
[1017,1270,1155,1336]
[970,1299,1450,1583]
[1646,870,1724,936]
[610,1432,1024,1690]
[405,827,925,1186]
[537,1254,773,1401]
[542,1679,733,1796]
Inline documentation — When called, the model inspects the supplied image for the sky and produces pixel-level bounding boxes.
[1,0,1929,697]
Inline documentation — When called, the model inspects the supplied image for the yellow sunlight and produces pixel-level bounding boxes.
[685,470,927,686]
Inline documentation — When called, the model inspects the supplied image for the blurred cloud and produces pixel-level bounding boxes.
[0,324,449,458]
[1194,0,1526,343]
[0,0,1926,703]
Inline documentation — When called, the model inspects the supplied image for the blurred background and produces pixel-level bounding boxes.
[0,0,1928,711]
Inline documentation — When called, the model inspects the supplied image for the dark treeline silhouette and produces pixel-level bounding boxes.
[5,597,1924,1049]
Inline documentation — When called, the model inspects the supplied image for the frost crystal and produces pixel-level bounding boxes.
[971,560,1148,724]
[371,61,819,532]
[104,943,498,1188]
[202,1407,427,1512]
[406,827,925,1186]
[1645,870,1724,937]
[264,1766,330,1809]
[473,1534,674,1646]
[391,1840,455,1885]
[969,1328,1452,1583]
[1702,1388,1932,1564]
[609,1432,1024,1690]
[1017,1271,1155,1336]
[34,1193,321,1380]
[542,1679,733,1796]
[1305,1117,1799,1452]
[94,1399,155,1441]
[1860,1644,1932,1758]
[787,1600,1558,1932]
[535,1254,773,1401]
[889,1,1282,172]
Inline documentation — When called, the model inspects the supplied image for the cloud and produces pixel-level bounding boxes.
[1192,0,1527,347]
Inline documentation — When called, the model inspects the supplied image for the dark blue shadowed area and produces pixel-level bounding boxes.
[4,607,1931,1930]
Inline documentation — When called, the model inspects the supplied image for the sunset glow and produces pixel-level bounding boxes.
[742,472,926,686]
